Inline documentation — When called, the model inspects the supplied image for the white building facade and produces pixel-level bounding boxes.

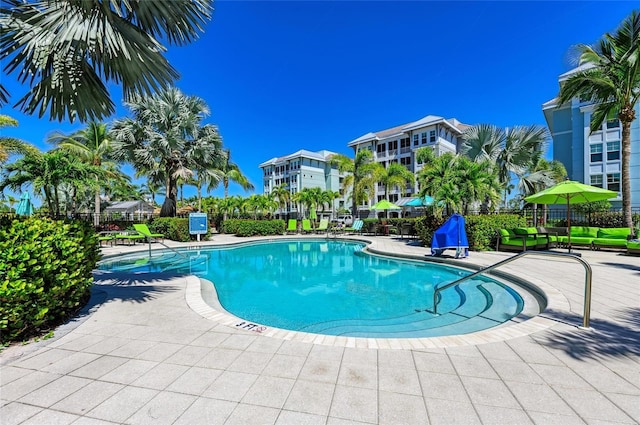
[347,115,468,210]
[543,66,639,208]
[259,149,352,219]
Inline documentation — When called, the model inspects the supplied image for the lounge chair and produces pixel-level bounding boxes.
[344,219,364,235]
[627,240,640,256]
[315,219,329,234]
[302,219,313,234]
[97,234,115,246]
[286,219,298,234]
[115,232,146,245]
[133,223,164,242]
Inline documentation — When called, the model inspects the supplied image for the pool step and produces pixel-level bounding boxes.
[299,280,501,336]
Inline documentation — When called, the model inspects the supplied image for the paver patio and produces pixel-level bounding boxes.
[1,234,638,424]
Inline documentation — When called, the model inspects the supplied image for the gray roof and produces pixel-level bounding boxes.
[259,149,340,167]
[105,201,154,211]
[348,114,466,147]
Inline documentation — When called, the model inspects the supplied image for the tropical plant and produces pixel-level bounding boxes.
[0,0,213,122]
[0,150,100,217]
[209,149,254,220]
[558,10,640,231]
[379,162,415,200]
[48,122,115,226]
[518,158,567,225]
[329,149,381,215]
[461,124,549,207]
[0,115,37,163]
[111,87,221,217]
[270,183,291,218]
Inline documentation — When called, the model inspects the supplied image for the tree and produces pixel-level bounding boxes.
[329,149,381,216]
[0,115,38,163]
[111,87,220,217]
[0,150,98,216]
[379,162,415,199]
[48,122,114,226]
[461,124,549,207]
[270,183,291,218]
[558,10,640,231]
[0,0,213,122]
[188,124,224,212]
[209,149,254,220]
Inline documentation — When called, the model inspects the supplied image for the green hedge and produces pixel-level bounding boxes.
[149,217,211,242]
[414,214,527,251]
[223,219,285,236]
[0,217,99,343]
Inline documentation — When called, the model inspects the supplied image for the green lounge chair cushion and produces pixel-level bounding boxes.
[513,227,538,236]
[593,238,628,247]
[133,223,164,238]
[627,241,640,254]
[596,228,631,239]
[501,237,537,248]
[566,236,594,245]
[570,226,599,238]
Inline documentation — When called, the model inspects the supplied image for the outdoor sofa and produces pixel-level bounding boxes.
[498,226,634,252]
[555,226,631,250]
[496,228,552,252]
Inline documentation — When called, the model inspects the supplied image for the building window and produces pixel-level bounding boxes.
[606,141,620,161]
[377,144,386,153]
[607,173,620,192]
[413,134,419,146]
[421,132,427,144]
[400,156,411,166]
[430,130,436,143]
[590,144,603,162]
[590,174,603,188]
[606,119,620,129]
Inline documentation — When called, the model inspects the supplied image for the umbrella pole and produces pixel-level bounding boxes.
[567,199,572,254]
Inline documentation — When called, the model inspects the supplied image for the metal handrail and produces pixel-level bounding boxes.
[431,251,593,328]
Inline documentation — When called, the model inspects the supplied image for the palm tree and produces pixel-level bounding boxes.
[111,87,218,217]
[0,150,98,216]
[417,152,462,216]
[0,115,38,163]
[558,10,640,231]
[330,149,381,216]
[1,0,213,122]
[210,149,254,220]
[48,122,114,226]
[270,183,291,218]
[379,162,415,199]
[461,124,549,207]
[190,124,224,212]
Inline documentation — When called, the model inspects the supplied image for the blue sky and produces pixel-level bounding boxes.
[1,1,636,204]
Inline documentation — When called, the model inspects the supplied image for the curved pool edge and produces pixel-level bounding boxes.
[177,237,572,349]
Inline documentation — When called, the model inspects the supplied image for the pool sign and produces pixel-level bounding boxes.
[189,213,208,241]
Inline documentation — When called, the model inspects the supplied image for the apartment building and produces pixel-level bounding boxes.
[347,114,469,210]
[542,65,640,208]
[259,149,352,218]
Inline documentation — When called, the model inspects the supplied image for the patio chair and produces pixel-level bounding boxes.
[115,232,146,246]
[286,219,298,234]
[302,219,313,234]
[344,219,364,235]
[133,223,164,242]
[315,219,329,234]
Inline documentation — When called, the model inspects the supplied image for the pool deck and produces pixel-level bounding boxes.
[1,234,639,424]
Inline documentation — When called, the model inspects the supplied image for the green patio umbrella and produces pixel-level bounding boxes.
[371,199,401,220]
[524,180,617,251]
[15,192,34,216]
[371,199,401,211]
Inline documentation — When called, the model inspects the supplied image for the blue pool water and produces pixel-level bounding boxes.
[99,240,528,338]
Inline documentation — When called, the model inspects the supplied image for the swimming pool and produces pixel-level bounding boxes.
[99,240,542,338]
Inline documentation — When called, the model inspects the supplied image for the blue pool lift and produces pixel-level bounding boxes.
[431,213,469,258]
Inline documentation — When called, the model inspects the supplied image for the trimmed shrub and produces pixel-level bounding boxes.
[465,214,527,250]
[149,217,195,242]
[223,219,285,236]
[0,217,99,343]
[414,214,527,251]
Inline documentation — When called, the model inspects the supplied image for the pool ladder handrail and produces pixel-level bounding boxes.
[146,238,188,259]
[431,251,593,328]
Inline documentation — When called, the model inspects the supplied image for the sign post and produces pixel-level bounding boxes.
[189,213,208,242]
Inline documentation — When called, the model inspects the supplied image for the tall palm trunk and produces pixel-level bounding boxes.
[94,175,101,227]
[620,118,633,231]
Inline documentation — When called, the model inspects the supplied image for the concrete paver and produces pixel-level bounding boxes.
[1,234,639,424]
